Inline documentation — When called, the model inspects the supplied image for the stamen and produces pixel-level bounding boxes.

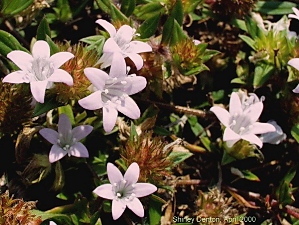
[104,89,109,94]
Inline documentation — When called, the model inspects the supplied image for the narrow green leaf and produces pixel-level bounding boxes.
[170,0,183,26]
[33,97,62,117]
[149,196,163,225]
[239,35,256,50]
[255,1,296,15]
[45,35,60,54]
[241,170,260,181]
[134,2,164,20]
[170,20,187,46]
[1,0,33,16]
[120,0,136,17]
[291,124,299,143]
[56,0,72,22]
[138,14,160,39]
[36,17,51,40]
[167,151,193,166]
[111,4,129,23]
[161,17,174,45]
[58,105,75,125]
[0,30,28,56]
[253,64,274,88]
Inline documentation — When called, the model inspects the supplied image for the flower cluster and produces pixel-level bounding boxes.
[79,20,151,132]
[210,92,276,148]
[3,20,151,133]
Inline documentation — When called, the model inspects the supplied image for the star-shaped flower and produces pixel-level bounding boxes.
[2,40,74,103]
[210,92,275,148]
[78,52,147,133]
[93,162,157,220]
[39,114,93,163]
[96,19,152,70]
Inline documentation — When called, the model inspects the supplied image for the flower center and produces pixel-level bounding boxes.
[101,77,129,105]
[229,113,252,135]
[112,179,135,201]
[29,57,55,82]
[57,129,76,151]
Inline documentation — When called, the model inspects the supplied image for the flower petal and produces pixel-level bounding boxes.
[103,38,122,53]
[114,25,134,45]
[49,144,67,163]
[2,71,28,83]
[48,69,73,86]
[124,162,139,184]
[250,122,276,134]
[98,52,114,69]
[30,80,48,103]
[93,184,115,200]
[96,19,116,37]
[117,97,140,119]
[103,104,118,132]
[293,84,299,93]
[32,40,50,59]
[78,91,103,110]
[229,92,242,116]
[241,133,263,148]
[125,53,144,70]
[126,197,144,217]
[7,50,33,71]
[39,128,59,144]
[72,125,93,141]
[134,183,157,197]
[84,67,109,90]
[126,41,152,53]
[124,76,147,95]
[58,114,72,135]
[69,142,89,158]
[107,163,123,184]
[223,127,240,141]
[112,199,126,220]
[50,52,74,69]
[243,102,263,123]
[210,106,230,127]
[109,53,126,78]
[288,58,299,71]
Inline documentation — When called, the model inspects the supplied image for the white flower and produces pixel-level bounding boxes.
[210,92,276,148]
[93,162,157,220]
[288,58,299,93]
[96,19,152,70]
[289,7,299,20]
[49,222,57,225]
[260,120,286,145]
[39,114,93,163]
[2,40,74,103]
[78,52,147,133]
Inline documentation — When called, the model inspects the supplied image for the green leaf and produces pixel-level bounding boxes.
[56,0,72,22]
[58,105,75,125]
[291,124,299,143]
[239,35,256,50]
[94,0,111,13]
[80,35,105,53]
[134,2,164,20]
[149,196,163,225]
[1,0,33,16]
[36,17,51,40]
[33,97,62,117]
[0,30,28,56]
[241,170,260,181]
[255,1,296,15]
[30,210,73,224]
[276,166,297,206]
[169,0,183,26]
[167,151,193,166]
[120,0,136,17]
[187,116,205,136]
[45,35,60,54]
[111,4,129,23]
[253,64,274,88]
[138,14,160,39]
[230,18,247,32]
